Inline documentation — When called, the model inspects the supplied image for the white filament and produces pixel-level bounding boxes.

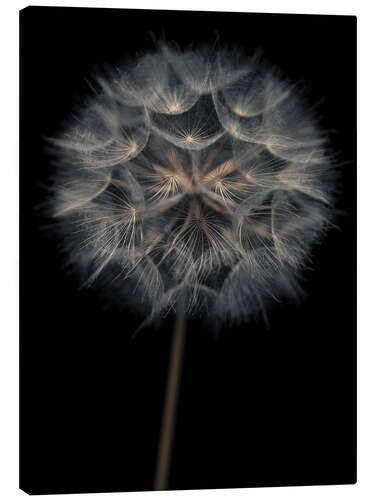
[51,43,335,327]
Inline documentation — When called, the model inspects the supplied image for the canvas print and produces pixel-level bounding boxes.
[20,7,356,494]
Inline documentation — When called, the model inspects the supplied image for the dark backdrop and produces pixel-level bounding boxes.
[20,7,356,495]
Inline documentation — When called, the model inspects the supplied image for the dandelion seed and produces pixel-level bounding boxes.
[50,42,336,326]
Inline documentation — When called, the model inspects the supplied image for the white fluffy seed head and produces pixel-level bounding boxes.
[50,43,336,328]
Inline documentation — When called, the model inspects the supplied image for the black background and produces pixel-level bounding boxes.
[20,7,356,495]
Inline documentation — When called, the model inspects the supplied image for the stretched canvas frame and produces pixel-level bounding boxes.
[19,6,356,495]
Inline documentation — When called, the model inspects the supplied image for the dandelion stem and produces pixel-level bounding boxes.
[154,307,186,491]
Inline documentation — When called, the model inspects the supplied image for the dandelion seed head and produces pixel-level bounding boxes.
[50,43,336,328]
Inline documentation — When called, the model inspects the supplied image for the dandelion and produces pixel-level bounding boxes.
[49,42,336,490]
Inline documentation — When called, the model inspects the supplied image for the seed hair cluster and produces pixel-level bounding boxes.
[51,43,335,328]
